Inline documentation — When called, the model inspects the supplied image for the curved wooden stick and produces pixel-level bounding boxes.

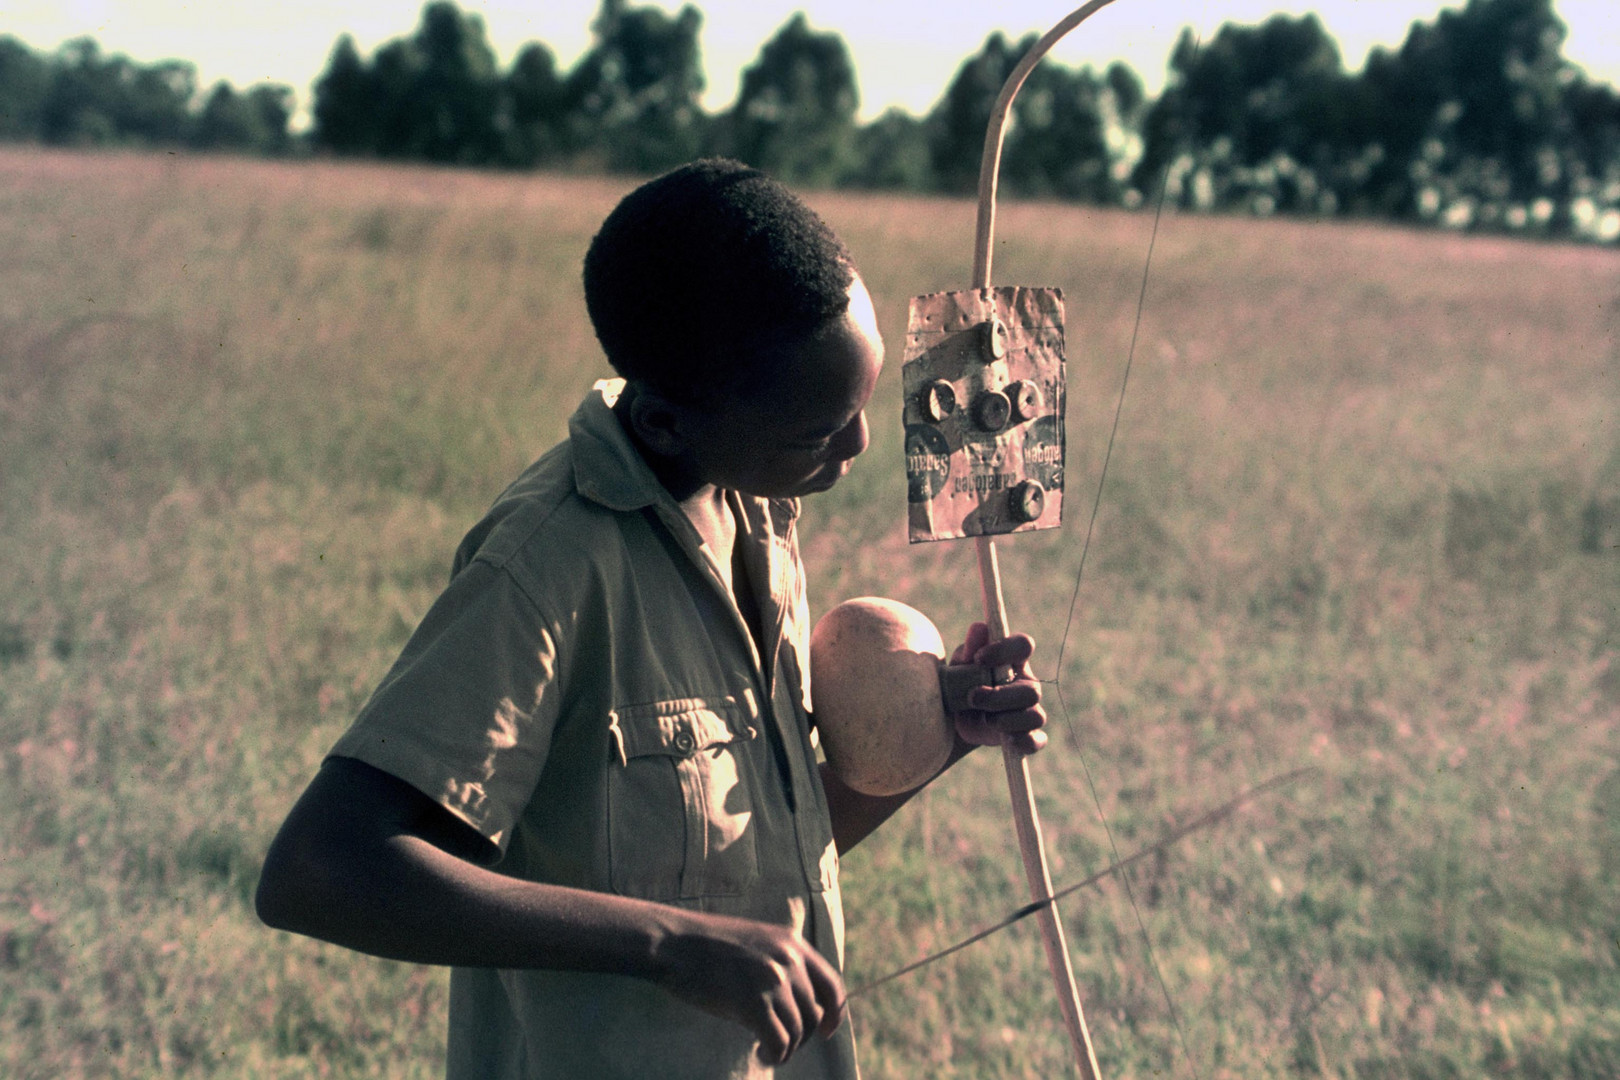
[974,0,1123,290]
[971,3,1122,1077]
[977,538,1102,1080]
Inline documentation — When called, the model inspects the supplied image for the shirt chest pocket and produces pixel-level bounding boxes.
[606,698,761,900]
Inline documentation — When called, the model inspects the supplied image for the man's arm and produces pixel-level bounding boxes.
[819,746,969,853]
[255,756,843,1066]
[818,627,1046,854]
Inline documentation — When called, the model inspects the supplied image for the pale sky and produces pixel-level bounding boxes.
[7,1,1618,123]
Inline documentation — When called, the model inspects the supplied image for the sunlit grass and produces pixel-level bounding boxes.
[2,146,1618,1078]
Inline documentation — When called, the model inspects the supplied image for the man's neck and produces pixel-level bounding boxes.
[610,383,707,501]
[609,384,754,629]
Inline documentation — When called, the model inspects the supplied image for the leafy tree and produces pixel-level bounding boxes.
[1562,76,1620,236]
[926,31,1025,194]
[39,38,194,147]
[246,84,295,154]
[728,13,859,187]
[368,36,425,158]
[848,107,934,190]
[194,82,254,150]
[500,42,567,166]
[314,4,501,165]
[1000,61,1111,201]
[926,32,1140,202]
[1106,61,1146,125]
[1361,0,1576,227]
[1134,15,1351,213]
[312,34,375,154]
[41,38,127,145]
[120,58,196,144]
[566,0,706,172]
[7,0,1608,239]
[0,35,50,140]
[399,1,501,163]
[7,32,288,153]
[1132,0,1603,233]
[194,81,294,153]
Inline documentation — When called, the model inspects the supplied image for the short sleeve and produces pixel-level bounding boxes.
[328,560,563,852]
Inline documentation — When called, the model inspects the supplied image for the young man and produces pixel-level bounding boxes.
[256,159,1047,1079]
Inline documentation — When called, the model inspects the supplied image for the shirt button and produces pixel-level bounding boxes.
[673,728,697,755]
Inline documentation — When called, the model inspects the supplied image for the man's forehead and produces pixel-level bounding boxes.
[754,322,878,414]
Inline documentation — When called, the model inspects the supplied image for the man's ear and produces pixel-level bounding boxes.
[625,386,690,458]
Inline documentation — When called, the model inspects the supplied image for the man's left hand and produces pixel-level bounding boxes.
[939,622,1047,755]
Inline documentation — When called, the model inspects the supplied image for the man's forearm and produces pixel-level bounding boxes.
[819,739,974,854]
[256,757,848,1061]
[266,836,671,972]
[255,757,691,976]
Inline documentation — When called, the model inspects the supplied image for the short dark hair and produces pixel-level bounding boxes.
[583,159,855,400]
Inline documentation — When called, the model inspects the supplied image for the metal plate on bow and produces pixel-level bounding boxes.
[902,287,1065,543]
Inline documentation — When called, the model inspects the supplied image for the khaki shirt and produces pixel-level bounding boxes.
[329,381,859,1080]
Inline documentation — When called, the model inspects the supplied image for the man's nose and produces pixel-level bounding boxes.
[833,412,869,461]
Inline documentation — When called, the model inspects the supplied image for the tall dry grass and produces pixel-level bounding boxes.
[2,145,1618,1078]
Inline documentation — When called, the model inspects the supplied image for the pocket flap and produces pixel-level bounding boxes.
[609,696,759,764]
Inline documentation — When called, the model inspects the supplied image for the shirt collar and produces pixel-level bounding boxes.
[569,380,664,512]
[569,379,801,525]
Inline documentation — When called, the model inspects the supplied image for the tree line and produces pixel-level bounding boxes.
[1,0,1616,242]
[0,35,293,153]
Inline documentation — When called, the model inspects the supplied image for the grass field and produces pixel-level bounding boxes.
[2,145,1618,1079]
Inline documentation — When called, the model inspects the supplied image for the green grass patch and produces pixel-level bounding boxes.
[3,146,1618,1077]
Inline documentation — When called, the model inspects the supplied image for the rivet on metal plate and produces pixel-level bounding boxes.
[920,380,958,423]
[982,317,1009,360]
[1007,380,1042,423]
[972,389,1012,432]
[1009,480,1045,523]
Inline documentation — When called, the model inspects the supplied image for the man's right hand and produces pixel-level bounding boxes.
[651,911,846,1065]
